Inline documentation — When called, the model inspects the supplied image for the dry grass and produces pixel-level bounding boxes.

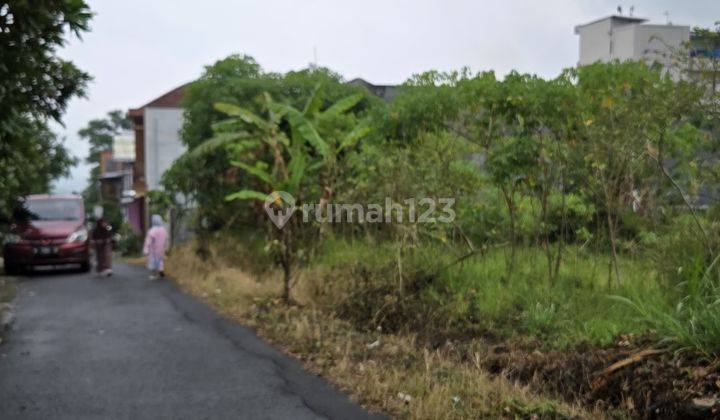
[157,241,596,419]
[0,260,19,344]
[0,258,18,305]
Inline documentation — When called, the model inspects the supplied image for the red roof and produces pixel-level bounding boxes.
[128,83,190,117]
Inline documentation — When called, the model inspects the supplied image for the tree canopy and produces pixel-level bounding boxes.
[163,54,379,228]
[0,0,92,214]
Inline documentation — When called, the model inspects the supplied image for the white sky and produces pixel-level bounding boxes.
[52,0,720,194]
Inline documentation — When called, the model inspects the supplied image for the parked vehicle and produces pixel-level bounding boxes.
[3,195,90,274]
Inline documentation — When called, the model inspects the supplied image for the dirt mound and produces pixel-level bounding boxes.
[483,335,720,418]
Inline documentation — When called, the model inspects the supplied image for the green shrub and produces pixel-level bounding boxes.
[612,289,720,357]
[652,214,719,291]
[614,223,720,356]
[521,302,558,334]
[310,237,661,347]
[116,222,142,256]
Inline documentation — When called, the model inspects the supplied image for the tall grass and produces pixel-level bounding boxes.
[604,215,720,357]
[164,239,594,419]
[611,254,720,356]
[187,230,717,353]
[611,293,720,356]
[311,238,669,348]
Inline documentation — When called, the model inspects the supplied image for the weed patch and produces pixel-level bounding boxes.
[163,241,590,419]
[159,237,720,418]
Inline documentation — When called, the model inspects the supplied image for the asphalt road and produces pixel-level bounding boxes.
[0,263,379,420]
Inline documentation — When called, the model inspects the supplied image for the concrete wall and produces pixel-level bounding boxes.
[635,24,690,66]
[611,25,636,61]
[143,107,185,191]
[577,17,689,70]
[577,19,612,65]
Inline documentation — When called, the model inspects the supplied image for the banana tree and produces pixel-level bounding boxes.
[207,94,305,302]
[272,84,371,233]
[212,88,370,301]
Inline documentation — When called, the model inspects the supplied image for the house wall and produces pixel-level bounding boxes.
[125,198,143,234]
[143,107,186,191]
[611,25,636,60]
[577,17,689,71]
[131,116,145,193]
[577,19,613,65]
[635,24,690,66]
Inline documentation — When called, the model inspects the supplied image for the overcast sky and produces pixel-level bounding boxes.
[52,0,720,194]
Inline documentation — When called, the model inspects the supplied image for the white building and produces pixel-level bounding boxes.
[127,84,188,233]
[575,15,690,70]
[142,107,185,191]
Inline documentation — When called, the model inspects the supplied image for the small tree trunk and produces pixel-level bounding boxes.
[501,188,517,281]
[279,226,293,304]
[544,237,553,281]
[281,258,291,303]
[553,184,567,281]
[318,183,333,236]
[606,211,621,289]
[539,187,554,282]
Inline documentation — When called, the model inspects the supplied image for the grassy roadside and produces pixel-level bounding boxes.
[0,259,18,344]
[123,228,720,418]
[155,241,595,419]
[127,234,720,417]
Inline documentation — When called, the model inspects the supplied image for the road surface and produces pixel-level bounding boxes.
[0,263,379,420]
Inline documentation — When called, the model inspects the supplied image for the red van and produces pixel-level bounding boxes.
[3,194,90,274]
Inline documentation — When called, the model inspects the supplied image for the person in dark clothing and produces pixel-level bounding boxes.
[90,206,113,276]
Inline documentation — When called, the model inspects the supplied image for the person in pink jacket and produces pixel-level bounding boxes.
[143,214,168,279]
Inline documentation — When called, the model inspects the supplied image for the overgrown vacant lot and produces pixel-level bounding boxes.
[146,52,720,418]
[309,239,659,347]
[159,232,718,419]
[163,239,591,418]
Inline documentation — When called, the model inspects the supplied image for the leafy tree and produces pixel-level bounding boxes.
[147,190,174,219]
[0,120,77,212]
[204,86,370,302]
[0,0,92,214]
[213,94,311,303]
[273,85,371,234]
[382,70,466,142]
[165,54,375,232]
[168,53,714,312]
[568,61,702,287]
[389,70,577,279]
[510,76,576,282]
[487,136,539,276]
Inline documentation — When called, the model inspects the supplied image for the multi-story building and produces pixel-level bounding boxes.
[575,15,690,73]
[119,77,397,235]
[126,84,188,234]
